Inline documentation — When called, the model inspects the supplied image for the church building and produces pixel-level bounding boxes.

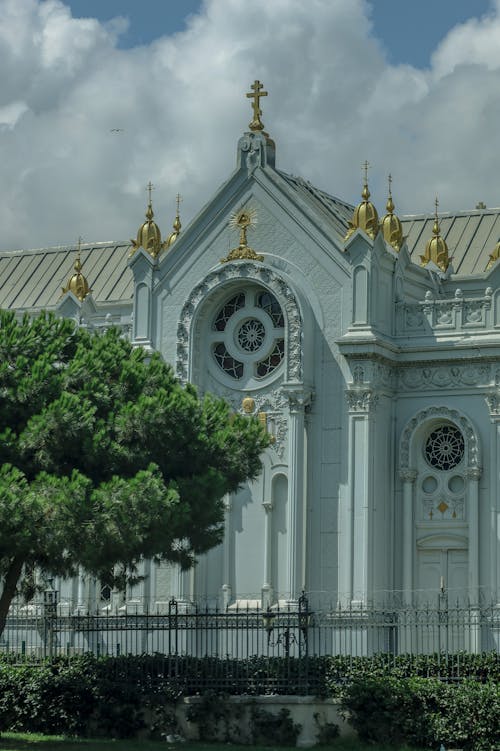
[2,81,500,620]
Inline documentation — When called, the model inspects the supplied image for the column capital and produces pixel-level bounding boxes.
[486,392,500,416]
[346,388,379,413]
[465,467,482,480]
[282,382,313,412]
[262,501,273,513]
[399,468,417,483]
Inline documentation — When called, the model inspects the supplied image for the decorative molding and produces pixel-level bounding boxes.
[399,363,491,391]
[262,501,273,513]
[400,406,480,470]
[176,262,302,384]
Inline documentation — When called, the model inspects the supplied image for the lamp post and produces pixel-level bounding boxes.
[262,592,313,658]
[43,578,58,657]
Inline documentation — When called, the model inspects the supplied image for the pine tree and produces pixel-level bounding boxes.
[0,310,269,635]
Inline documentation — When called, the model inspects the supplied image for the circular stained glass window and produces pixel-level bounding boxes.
[210,287,285,383]
[425,425,464,471]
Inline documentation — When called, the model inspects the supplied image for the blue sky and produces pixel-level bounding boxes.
[65,0,492,67]
[0,0,499,249]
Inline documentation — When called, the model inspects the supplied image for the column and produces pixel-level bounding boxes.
[283,384,312,603]
[221,496,232,609]
[399,469,417,605]
[262,501,273,609]
[466,468,481,602]
[344,388,378,607]
[466,467,481,653]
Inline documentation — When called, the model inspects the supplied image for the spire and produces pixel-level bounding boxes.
[130,182,167,259]
[420,198,450,272]
[380,174,404,251]
[61,237,91,301]
[165,193,182,248]
[344,161,379,242]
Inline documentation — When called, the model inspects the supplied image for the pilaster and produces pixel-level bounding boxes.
[282,383,313,602]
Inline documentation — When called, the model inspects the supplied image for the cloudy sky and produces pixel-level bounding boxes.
[0,0,498,250]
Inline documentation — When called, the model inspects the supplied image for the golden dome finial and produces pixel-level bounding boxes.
[486,237,500,270]
[129,181,167,259]
[420,197,450,272]
[246,80,268,132]
[166,193,182,248]
[380,173,404,252]
[61,237,91,301]
[344,160,379,242]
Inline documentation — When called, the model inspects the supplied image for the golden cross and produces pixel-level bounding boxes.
[246,80,268,131]
[362,160,371,185]
[146,181,155,205]
[388,173,393,195]
[434,196,439,216]
[175,193,182,216]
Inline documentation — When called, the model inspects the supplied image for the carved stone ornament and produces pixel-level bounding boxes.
[176,262,303,385]
[399,406,480,471]
[399,469,417,484]
[345,388,379,413]
[486,392,500,415]
[399,363,491,391]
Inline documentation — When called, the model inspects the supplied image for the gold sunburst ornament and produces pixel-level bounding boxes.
[221,207,264,263]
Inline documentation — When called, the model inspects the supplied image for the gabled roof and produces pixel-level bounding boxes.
[1,168,499,313]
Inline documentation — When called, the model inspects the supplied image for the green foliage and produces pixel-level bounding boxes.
[0,310,269,630]
[341,675,500,751]
[250,705,301,746]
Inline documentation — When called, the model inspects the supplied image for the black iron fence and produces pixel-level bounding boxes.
[2,596,500,661]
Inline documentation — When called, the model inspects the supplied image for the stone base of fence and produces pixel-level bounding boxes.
[177,695,353,747]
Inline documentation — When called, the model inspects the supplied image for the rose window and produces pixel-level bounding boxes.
[210,287,285,385]
[424,425,464,471]
[238,319,266,351]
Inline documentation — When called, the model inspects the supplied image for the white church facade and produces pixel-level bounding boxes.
[2,82,500,621]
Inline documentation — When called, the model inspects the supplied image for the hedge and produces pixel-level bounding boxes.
[0,652,499,743]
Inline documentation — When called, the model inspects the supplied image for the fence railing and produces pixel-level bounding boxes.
[2,596,500,660]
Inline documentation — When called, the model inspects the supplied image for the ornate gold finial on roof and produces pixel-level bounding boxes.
[420,197,450,272]
[220,207,264,263]
[130,182,167,259]
[344,160,379,242]
[166,193,182,249]
[61,237,91,301]
[380,174,404,252]
[246,80,268,132]
[486,238,500,270]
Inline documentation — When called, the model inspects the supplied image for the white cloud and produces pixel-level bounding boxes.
[0,0,499,250]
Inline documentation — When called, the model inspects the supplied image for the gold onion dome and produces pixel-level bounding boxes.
[62,253,91,301]
[130,183,166,259]
[344,162,379,242]
[420,199,450,272]
[380,176,403,251]
[486,238,500,270]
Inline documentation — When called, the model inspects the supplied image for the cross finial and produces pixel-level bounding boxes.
[434,196,439,217]
[388,173,393,196]
[146,181,155,205]
[175,193,182,216]
[246,80,268,132]
[362,160,371,185]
